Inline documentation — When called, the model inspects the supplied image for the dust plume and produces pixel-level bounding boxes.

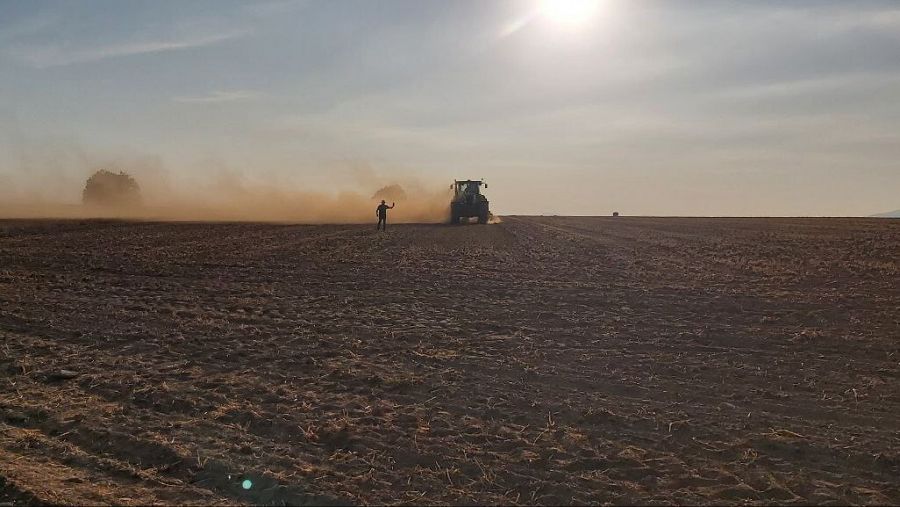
[140,176,452,223]
[0,153,452,223]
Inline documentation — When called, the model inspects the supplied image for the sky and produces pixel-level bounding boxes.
[0,0,898,216]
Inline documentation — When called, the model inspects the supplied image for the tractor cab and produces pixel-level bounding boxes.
[450,179,490,224]
[455,180,485,200]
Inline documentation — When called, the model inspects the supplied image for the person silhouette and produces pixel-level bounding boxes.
[376,200,395,231]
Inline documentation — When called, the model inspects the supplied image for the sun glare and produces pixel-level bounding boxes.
[540,0,602,27]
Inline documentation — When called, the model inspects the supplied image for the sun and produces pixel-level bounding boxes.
[540,0,602,27]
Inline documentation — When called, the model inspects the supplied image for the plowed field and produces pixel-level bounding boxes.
[1,217,898,505]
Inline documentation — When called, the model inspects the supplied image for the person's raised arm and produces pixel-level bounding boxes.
[390,202,395,209]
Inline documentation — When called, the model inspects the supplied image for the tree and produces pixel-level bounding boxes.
[82,170,142,207]
[371,184,407,202]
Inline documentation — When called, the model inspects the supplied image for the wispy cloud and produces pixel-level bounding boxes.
[8,30,247,68]
[173,90,261,104]
[0,10,61,43]
[715,72,900,101]
[822,7,900,32]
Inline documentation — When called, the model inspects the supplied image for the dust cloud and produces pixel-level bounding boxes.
[0,154,452,224]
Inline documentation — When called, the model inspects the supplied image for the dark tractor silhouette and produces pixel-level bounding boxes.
[450,179,490,224]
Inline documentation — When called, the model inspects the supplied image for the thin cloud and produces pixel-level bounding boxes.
[715,72,900,101]
[0,10,61,42]
[8,30,248,68]
[173,90,261,104]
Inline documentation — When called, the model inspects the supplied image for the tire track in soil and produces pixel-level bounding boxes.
[0,325,345,505]
[0,426,227,506]
[0,385,344,506]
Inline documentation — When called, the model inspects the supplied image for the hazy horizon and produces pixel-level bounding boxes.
[1,0,899,218]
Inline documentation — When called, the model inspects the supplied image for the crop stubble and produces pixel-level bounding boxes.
[0,217,898,504]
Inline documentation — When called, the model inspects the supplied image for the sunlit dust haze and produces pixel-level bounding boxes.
[0,147,451,223]
[1,0,899,217]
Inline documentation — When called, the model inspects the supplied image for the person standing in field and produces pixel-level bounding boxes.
[376,200,395,231]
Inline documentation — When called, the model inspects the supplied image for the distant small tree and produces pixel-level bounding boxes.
[83,170,142,207]
[371,184,408,202]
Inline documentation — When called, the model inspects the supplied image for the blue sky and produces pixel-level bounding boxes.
[1,0,899,215]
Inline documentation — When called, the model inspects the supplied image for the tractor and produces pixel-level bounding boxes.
[450,179,490,224]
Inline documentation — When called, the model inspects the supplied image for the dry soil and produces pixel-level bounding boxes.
[0,217,898,505]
